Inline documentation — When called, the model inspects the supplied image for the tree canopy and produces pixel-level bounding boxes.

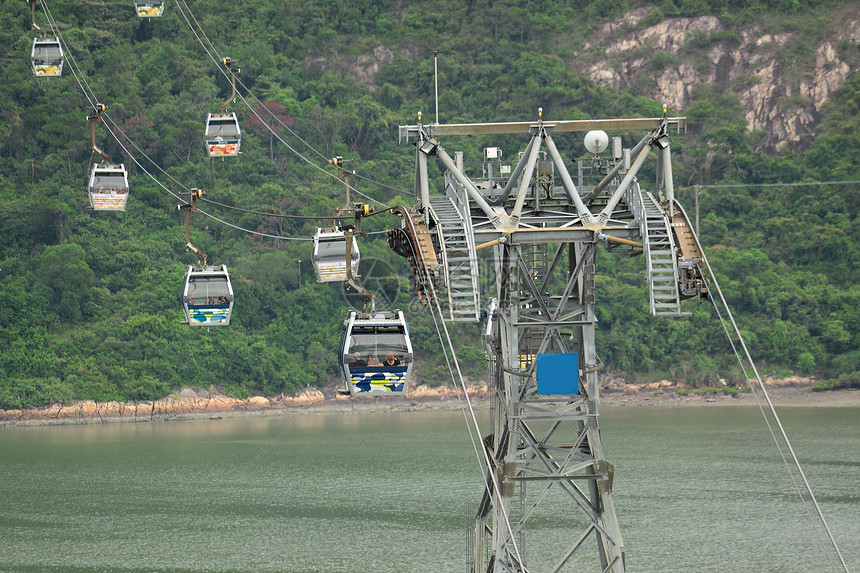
[1,0,857,408]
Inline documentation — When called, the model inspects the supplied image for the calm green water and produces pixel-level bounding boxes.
[1,407,857,572]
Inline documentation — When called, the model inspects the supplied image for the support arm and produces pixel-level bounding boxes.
[510,131,544,225]
[426,139,507,229]
[545,133,594,224]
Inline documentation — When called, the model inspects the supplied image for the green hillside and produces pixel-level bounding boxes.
[1,0,858,409]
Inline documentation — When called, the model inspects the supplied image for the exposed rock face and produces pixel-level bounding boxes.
[582,7,859,150]
[347,46,395,89]
[0,388,330,424]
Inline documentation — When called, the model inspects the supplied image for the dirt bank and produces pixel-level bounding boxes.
[1,380,857,427]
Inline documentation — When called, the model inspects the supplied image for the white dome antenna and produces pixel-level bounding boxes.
[584,130,609,155]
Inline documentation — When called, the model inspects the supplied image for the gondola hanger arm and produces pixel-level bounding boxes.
[220,57,239,114]
[178,189,208,267]
[88,104,110,163]
[344,224,375,314]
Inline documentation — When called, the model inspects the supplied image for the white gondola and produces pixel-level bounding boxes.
[204,113,241,157]
[88,164,129,211]
[313,228,360,283]
[181,265,234,326]
[340,310,413,396]
[134,1,164,17]
[31,37,64,77]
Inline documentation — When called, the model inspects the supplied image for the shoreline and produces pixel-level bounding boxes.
[1,381,858,428]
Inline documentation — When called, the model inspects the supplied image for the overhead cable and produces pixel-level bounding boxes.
[172,0,397,208]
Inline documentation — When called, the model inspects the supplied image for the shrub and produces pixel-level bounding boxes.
[811,378,843,391]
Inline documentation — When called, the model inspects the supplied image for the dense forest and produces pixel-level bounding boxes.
[1,0,858,409]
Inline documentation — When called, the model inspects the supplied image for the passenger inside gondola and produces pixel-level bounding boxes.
[90,171,127,193]
[206,118,240,138]
[32,42,62,65]
[340,310,412,396]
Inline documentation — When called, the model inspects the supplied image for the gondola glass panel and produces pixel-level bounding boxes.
[313,228,360,283]
[204,113,241,157]
[31,38,64,77]
[340,310,413,396]
[134,1,164,16]
[88,164,129,211]
[182,265,234,326]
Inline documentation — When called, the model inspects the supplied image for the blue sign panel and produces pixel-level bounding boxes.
[536,353,580,395]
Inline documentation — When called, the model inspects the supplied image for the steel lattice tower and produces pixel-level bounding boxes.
[391,112,707,572]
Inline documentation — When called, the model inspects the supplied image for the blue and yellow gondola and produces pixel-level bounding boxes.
[340,310,413,396]
[182,265,234,326]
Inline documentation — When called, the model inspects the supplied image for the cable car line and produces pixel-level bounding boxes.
[98,103,326,240]
[34,1,516,548]
[699,251,849,571]
[38,0,325,243]
[35,1,406,244]
[390,208,526,566]
[199,196,350,221]
[687,179,860,189]
[173,0,407,197]
[708,292,842,572]
[171,0,400,206]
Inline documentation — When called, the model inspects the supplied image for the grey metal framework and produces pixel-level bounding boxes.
[395,112,707,572]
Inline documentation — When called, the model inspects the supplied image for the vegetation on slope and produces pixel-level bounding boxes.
[0,0,857,408]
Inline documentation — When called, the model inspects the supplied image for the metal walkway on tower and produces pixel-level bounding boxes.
[625,185,684,316]
[427,195,481,323]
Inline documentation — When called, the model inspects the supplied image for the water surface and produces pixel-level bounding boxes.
[1,407,857,572]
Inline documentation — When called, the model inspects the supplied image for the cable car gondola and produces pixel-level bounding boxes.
[313,227,360,283]
[204,113,241,157]
[340,310,413,396]
[88,163,129,211]
[181,264,234,326]
[134,1,164,17]
[30,37,63,77]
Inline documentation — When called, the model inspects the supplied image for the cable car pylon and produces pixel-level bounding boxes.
[392,108,704,572]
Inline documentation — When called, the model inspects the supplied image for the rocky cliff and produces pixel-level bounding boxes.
[582,6,859,150]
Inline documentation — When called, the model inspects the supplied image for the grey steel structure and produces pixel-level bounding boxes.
[393,112,707,572]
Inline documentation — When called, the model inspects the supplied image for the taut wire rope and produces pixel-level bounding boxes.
[39,0,327,242]
[172,0,408,197]
[399,220,526,566]
[172,0,396,208]
[698,248,849,572]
